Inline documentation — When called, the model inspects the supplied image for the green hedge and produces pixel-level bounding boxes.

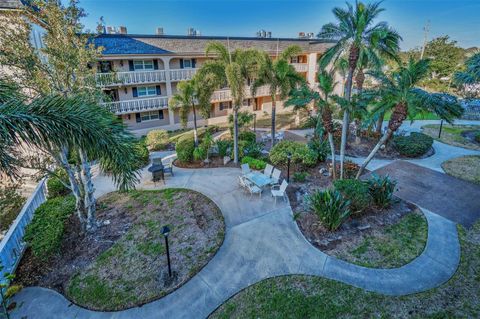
[24,196,75,260]
[269,140,317,168]
[238,131,257,144]
[474,131,480,143]
[47,169,70,199]
[241,156,266,170]
[134,138,150,169]
[393,132,433,157]
[176,137,195,163]
[145,129,169,151]
[333,179,371,215]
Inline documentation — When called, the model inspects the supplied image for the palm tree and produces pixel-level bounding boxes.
[318,1,401,179]
[454,52,480,96]
[0,80,141,231]
[286,70,338,179]
[169,79,200,146]
[201,42,262,163]
[355,58,463,178]
[252,46,305,145]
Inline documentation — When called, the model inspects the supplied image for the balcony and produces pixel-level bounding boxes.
[169,68,197,81]
[211,85,271,102]
[291,63,308,73]
[96,70,167,87]
[102,96,169,114]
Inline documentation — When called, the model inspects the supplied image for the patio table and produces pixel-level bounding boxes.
[245,171,272,189]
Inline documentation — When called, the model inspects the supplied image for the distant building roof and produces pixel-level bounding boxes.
[0,0,23,10]
[93,34,334,56]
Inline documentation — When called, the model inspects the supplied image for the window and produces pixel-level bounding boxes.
[183,59,192,68]
[133,60,154,70]
[137,86,157,97]
[290,56,299,63]
[243,98,252,107]
[140,111,161,122]
[219,101,232,111]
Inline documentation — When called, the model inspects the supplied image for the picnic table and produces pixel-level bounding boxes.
[245,171,272,189]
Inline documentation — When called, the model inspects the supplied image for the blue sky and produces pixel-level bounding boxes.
[78,0,480,50]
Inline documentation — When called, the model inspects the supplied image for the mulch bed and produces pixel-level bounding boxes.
[15,189,225,311]
[461,130,480,146]
[344,135,434,160]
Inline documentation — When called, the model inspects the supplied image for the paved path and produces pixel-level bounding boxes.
[12,164,460,319]
[372,161,480,228]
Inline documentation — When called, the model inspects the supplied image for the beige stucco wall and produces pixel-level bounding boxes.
[118,83,168,100]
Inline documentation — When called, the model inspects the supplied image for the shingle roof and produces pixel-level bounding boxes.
[93,34,334,56]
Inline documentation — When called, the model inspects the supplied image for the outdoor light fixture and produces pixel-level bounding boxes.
[287,152,292,183]
[438,119,444,138]
[161,225,172,277]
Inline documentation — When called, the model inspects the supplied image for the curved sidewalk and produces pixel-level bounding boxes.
[12,167,460,319]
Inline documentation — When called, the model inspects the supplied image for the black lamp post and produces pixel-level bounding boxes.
[287,152,292,183]
[253,113,257,133]
[161,225,172,277]
[438,119,444,138]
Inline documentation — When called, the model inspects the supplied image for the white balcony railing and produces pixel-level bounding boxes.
[169,68,197,81]
[291,63,308,73]
[102,96,169,114]
[96,70,167,86]
[211,85,271,102]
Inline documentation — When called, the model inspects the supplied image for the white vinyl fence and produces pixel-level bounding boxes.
[0,179,47,282]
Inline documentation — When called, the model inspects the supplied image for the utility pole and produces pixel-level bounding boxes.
[420,20,430,59]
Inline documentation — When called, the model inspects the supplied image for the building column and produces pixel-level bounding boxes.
[307,53,317,88]
[161,56,175,126]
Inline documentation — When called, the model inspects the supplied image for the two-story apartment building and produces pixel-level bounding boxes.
[93,33,336,134]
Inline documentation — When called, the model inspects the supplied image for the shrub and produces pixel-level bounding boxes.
[216,140,232,157]
[393,132,433,157]
[306,189,351,231]
[300,115,317,129]
[293,171,309,182]
[145,129,169,151]
[24,196,75,260]
[475,131,480,143]
[134,138,150,169]
[241,156,266,170]
[193,147,207,161]
[269,140,317,168]
[333,179,371,215]
[0,183,25,232]
[238,131,257,143]
[334,161,360,179]
[47,169,70,199]
[308,138,329,162]
[175,137,195,163]
[368,174,397,208]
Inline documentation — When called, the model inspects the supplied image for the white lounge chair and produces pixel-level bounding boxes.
[271,180,288,204]
[263,164,274,178]
[241,163,251,175]
[270,168,281,186]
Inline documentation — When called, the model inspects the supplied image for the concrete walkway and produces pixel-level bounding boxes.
[12,164,460,319]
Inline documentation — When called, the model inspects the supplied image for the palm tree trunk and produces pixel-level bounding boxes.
[376,111,385,134]
[328,132,336,180]
[233,108,239,164]
[355,128,393,179]
[192,104,199,147]
[79,148,97,232]
[58,147,85,225]
[271,97,276,146]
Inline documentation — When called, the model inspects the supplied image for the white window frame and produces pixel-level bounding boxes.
[133,60,154,71]
[137,86,157,97]
[140,111,160,122]
[183,59,193,69]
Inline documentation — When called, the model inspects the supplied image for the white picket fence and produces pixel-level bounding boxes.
[0,179,47,282]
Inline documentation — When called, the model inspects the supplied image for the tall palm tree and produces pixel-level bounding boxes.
[454,52,480,95]
[201,42,262,163]
[355,58,463,178]
[286,70,338,179]
[252,46,305,145]
[169,79,200,146]
[318,1,401,179]
[0,80,141,231]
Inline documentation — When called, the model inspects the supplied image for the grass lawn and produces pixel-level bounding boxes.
[210,223,480,319]
[333,210,427,268]
[442,155,480,185]
[422,124,480,150]
[66,189,224,311]
[383,111,440,121]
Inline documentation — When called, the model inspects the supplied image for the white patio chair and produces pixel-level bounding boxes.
[238,175,249,193]
[271,180,288,204]
[263,164,274,178]
[241,163,251,175]
[270,168,281,186]
[246,180,262,198]
[275,131,285,141]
